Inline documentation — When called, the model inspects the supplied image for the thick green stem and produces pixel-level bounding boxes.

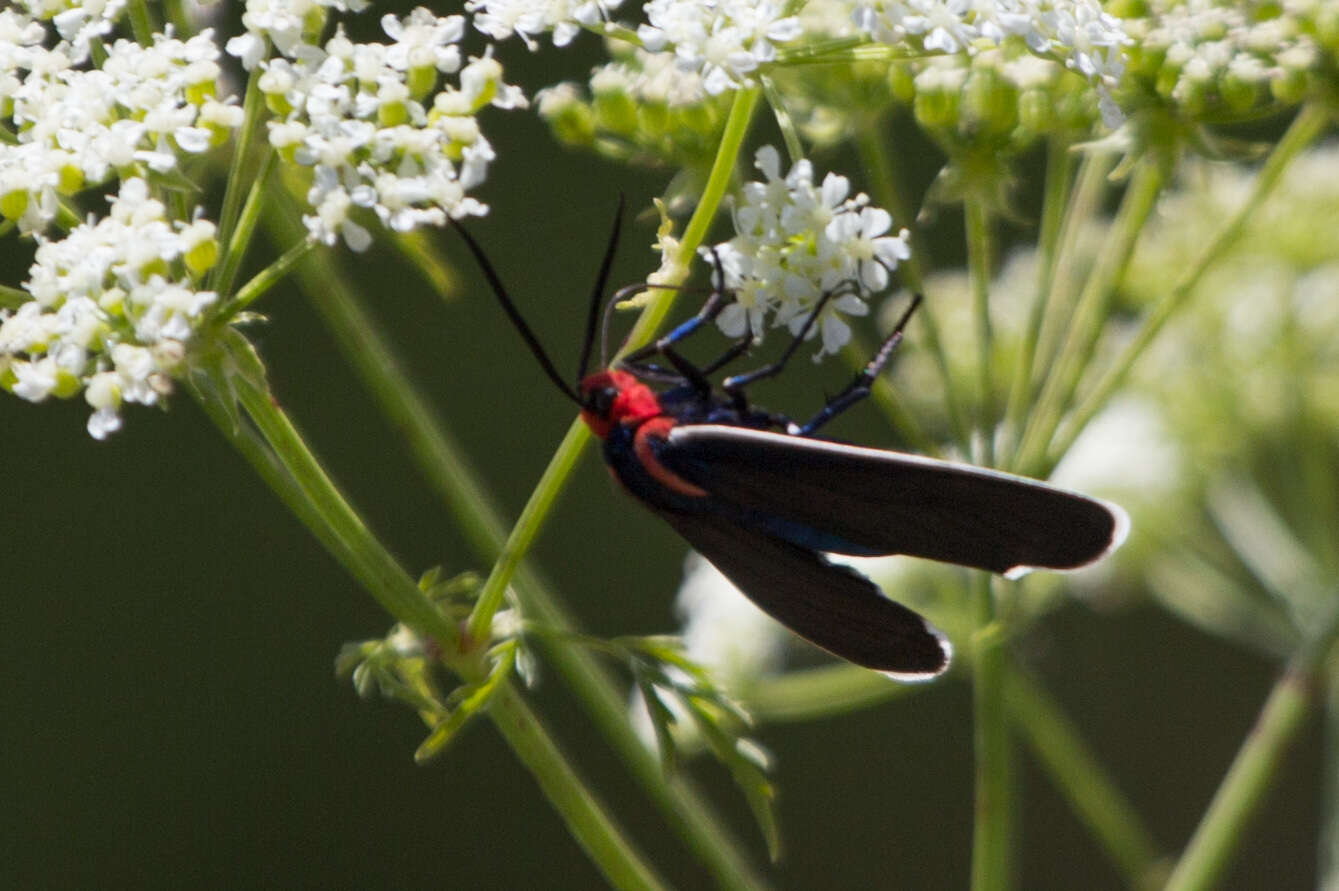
[1165,599,1339,891]
[204,334,666,890]
[1013,157,1164,477]
[971,576,1013,891]
[1003,663,1163,888]
[1044,104,1329,470]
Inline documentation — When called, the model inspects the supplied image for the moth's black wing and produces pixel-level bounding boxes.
[655,505,951,677]
[659,425,1128,578]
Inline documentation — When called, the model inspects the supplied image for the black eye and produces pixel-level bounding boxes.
[586,387,618,416]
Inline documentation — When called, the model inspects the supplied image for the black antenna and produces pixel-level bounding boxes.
[577,195,625,382]
[450,218,581,405]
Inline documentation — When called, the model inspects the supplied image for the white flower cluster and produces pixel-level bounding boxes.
[467,0,624,50]
[251,9,524,250]
[12,0,129,64]
[0,14,241,235]
[638,0,803,96]
[1124,0,1319,113]
[705,146,912,357]
[225,0,370,69]
[851,0,1128,79]
[1,179,220,439]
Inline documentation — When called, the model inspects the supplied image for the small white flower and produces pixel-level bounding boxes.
[467,0,623,50]
[638,0,802,96]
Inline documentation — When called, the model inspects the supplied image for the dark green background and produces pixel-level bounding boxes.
[1,10,1320,888]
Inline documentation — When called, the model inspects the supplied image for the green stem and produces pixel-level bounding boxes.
[215,151,279,305]
[971,576,1013,891]
[760,75,805,165]
[211,68,268,295]
[1008,148,1114,470]
[842,331,936,456]
[1003,663,1164,888]
[489,683,670,891]
[1320,658,1339,890]
[964,193,995,465]
[1013,156,1164,477]
[999,137,1074,460]
[126,0,155,43]
[467,86,760,642]
[743,663,914,722]
[1165,598,1339,891]
[0,283,29,308]
[855,122,971,453]
[225,235,315,315]
[1043,103,1329,470]
[263,180,767,886]
[207,333,667,891]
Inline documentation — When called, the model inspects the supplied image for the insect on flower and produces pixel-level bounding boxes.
[451,204,1128,679]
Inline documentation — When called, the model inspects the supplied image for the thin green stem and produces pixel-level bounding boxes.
[211,68,267,293]
[224,235,315,315]
[964,194,995,465]
[1000,137,1074,460]
[215,151,279,304]
[467,418,591,644]
[0,283,29,308]
[1320,659,1339,890]
[743,663,914,722]
[1013,156,1164,477]
[392,229,462,305]
[1165,598,1339,891]
[1009,148,1115,470]
[261,156,766,887]
[1044,104,1329,471]
[467,86,760,642]
[971,576,1013,891]
[206,333,667,890]
[676,87,760,277]
[842,331,936,456]
[1004,663,1164,888]
[126,0,155,43]
[489,683,670,891]
[760,75,805,166]
[855,122,971,453]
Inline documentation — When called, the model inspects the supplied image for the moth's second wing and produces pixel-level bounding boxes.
[658,425,1128,577]
[655,505,951,677]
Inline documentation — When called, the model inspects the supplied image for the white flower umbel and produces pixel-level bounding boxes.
[0,21,238,235]
[850,0,1129,123]
[638,0,803,96]
[467,0,624,50]
[704,145,911,357]
[0,179,220,439]
[257,10,523,249]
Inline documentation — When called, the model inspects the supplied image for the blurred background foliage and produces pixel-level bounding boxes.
[3,1,1337,888]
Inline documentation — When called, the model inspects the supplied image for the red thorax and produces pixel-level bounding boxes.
[578,369,662,439]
